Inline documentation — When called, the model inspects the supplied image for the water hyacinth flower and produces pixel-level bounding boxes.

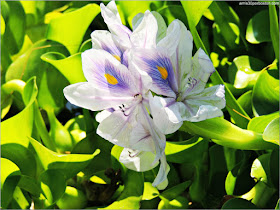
[63,49,169,189]
[131,20,226,134]
[91,0,158,67]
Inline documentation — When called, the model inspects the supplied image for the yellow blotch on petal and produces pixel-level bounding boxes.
[104,73,118,85]
[156,66,168,80]
[113,55,121,62]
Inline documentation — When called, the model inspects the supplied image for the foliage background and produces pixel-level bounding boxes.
[1,1,279,209]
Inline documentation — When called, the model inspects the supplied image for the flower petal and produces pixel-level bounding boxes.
[182,48,215,97]
[100,1,122,26]
[81,49,137,95]
[63,82,134,111]
[182,85,226,122]
[131,48,177,97]
[130,11,158,49]
[119,148,159,172]
[91,30,126,64]
[97,108,138,148]
[149,93,183,134]
[152,155,170,190]
[96,110,113,123]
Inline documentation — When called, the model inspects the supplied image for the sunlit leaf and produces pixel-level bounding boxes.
[269,5,279,60]
[30,137,100,179]
[1,15,5,35]
[165,137,208,164]
[1,143,37,178]
[248,111,279,133]
[246,10,271,44]
[160,181,191,201]
[158,196,189,209]
[252,69,279,116]
[142,182,159,200]
[157,5,188,26]
[46,4,100,54]
[1,158,21,209]
[263,118,279,145]
[1,77,38,147]
[41,52,86,84]
[56,186,88,209]
[228,56,265,89]
[12,186,30,209]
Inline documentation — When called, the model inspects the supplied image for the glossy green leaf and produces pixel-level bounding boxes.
[248,111,279,133]
[158,196,189,209]
[30,137,100,179]
[142,182,159,200]
[157,5,188,26]
[3,1,26,55]
[1,86,13,119]
[46,4,100,54]
[275,199,279,210]
[46,108,73,153]
[18,175,41,197]
[12,186,30,209]
[269,5,279,60]
[1,15,5,35]
[251,153,271,185]
[222,198,257,209]
[263,118,279,145]
[1,143,37,178]
[181,1,212,30]
[252,69,279,116]
[100,170,144,209]
[41,52,86,84]
[180,118,278,150]
[165,137,208,163]
[160,181,191,201]
[246,10,271,44]
[1,77,38,147]
[56,186,88,209]
[1,158,21,209]
[39,169,66,204]
[228,56,265,89]
[237,91,253,118]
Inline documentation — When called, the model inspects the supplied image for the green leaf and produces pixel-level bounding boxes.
[56,186,87,209]
[1,143,37,178]
[269,5,279,60]
[46,4,100,54]
[180,117,278,150]
[1,86,13,119]
[1,15,5,35]
[246,10,271,44]
[100,170,144,209]
[263,118,279,145]
[18,175,41,197]
[252,69,279,116]
[142,182,159,200]
[222,198,257,209]
[41,52,86,84]
[228,56,265,89]
[1,158,21,209]
[251,153,271,185]
[1,77,38,147]
[3,1,26,55]
[181,1,212,30]
[157,5,188,27]
[12,186,30,209]
[160,181,191,201]
[30,137,100,179]
[248,111,279,133]
[237,91,253,118]
[39,169,66,204]
[158,196,189,209]
[165,137,208,163]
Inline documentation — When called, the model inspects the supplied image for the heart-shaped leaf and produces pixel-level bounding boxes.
[263,117,279,145]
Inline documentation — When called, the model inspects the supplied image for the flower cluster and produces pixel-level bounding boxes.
[64,1,225,190]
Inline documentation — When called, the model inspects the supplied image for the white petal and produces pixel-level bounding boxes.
[182,48,215,97]
[63,82,133,111]
[183,85,226,122]
[132,12,144,30]
[130,11,158,49]
[96,110,112,123]
[100,1,122,26]
[152,155,170,190]
[151,11,167,43]
[97,108,138,148]
[119,148,159,172]
[149,93,183,134]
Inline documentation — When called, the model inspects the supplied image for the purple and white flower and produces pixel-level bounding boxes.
[131,20,226,134]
